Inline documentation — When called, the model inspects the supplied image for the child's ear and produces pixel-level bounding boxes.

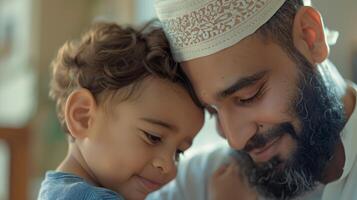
[292,6,329,64]
[64,89,97,139]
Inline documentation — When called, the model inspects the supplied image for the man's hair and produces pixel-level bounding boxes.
[257,0,305,63]
[49,21,200,134]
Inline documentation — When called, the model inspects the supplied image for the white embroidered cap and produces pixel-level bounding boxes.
[155,0,286,62]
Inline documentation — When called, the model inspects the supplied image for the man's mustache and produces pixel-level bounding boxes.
[243,122,297,152]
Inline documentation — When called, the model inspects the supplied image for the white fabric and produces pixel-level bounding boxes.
[325,28,339,46]
[147,82,357,200]
[154,0,286,62]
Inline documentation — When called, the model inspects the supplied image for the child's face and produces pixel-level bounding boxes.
[80,77,204,199]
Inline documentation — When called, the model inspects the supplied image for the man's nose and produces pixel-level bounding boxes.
[217,108,257,150]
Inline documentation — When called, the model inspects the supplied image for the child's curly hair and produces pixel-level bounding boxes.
[49,21,200,134]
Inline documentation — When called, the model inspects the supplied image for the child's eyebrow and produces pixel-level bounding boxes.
[140,117,176,131]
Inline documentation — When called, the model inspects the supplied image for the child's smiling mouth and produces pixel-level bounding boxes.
[135,175,164,193]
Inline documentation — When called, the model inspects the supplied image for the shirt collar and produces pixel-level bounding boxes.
[337,82,357,180]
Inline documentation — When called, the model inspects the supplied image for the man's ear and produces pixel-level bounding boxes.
[64,89,97,139]
[292,6,329,64]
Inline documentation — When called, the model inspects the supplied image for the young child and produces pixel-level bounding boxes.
[37,22,204,200]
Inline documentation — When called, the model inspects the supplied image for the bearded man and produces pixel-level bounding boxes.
[148,0,357,199]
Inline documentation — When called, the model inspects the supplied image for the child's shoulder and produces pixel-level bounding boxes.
[37,171,123,200]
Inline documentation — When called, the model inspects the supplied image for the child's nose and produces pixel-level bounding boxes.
[152,155,177,177]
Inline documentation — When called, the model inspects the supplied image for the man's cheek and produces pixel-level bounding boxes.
[276,134,298,161]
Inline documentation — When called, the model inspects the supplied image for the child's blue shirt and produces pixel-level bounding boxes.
[38,171,124,200]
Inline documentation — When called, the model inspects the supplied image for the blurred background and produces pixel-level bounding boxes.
[0,0,356,199]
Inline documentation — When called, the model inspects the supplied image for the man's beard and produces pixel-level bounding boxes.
[231,56,347,199]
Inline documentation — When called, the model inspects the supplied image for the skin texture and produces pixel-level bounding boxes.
[181,6,355,200]
[57,77,204,200]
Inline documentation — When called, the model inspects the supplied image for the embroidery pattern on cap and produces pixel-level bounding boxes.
[161,0,269,48]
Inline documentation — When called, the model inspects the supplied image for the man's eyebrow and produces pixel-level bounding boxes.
[218,70,268,99]
[140,117,176,130]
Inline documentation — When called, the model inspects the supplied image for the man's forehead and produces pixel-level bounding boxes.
[182,60,239,84]
[182,63,247,102]
[181,41,271,80]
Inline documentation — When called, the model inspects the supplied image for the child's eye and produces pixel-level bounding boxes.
[175,149,184,162]
[143,131,162,144]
